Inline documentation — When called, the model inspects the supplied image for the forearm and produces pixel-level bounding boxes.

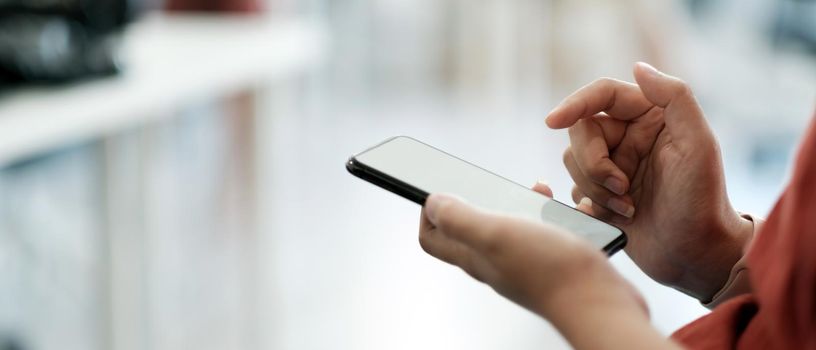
[552,301,682,350]
[540,255,682,350]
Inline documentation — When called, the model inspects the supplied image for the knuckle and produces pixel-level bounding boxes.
[594,77,616,89]
[584,185,613,205]
[590,189,612,203]
[585,163,611,182]
[591,203,616,221]
[670,78,693,97]
[562,147,573,165]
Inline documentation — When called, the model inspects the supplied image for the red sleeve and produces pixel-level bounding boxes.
[673,115,816,349]
[740,115,816,349]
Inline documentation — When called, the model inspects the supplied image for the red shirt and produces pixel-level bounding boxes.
[672,116,816,349]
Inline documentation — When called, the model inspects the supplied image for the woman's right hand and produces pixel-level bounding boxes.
[543,62,754,301]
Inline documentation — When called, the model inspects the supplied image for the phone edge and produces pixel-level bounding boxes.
[602,234,627,256]
[346,156,429,205]
[346,138,627,256]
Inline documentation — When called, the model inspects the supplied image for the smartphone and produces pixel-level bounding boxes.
[346,136,626,255]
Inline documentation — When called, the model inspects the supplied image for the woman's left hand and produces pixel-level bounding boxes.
[418,186,674,349]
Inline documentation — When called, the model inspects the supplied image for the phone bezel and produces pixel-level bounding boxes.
[346,136,627,256]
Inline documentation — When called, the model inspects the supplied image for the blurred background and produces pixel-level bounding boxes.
[0,0,814,349]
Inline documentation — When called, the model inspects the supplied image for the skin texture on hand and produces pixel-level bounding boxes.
[546,62,754,301]
[419,193,680,350]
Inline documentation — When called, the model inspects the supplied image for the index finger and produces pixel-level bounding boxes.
[546,78,653,129]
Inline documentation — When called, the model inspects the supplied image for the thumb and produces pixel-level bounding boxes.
[424,194,497,248]
[633,62,712,146]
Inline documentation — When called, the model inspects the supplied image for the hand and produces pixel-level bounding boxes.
[545,62,754,300]
[419,193,678,349]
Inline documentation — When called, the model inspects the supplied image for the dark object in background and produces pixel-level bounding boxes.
[0,0,137,85]
[0,335,24,350]
[772,0,816,55]
[165,0,262,13]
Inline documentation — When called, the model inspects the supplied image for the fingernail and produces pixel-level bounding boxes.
[603,177,627,195]
[535,179,550,190]
[425,194,453,223]
[637,62,660,76]
[579,197,592,208]
[610,215,633,225]
[547,105,562,117]
[607,198,635,218]
[545,106,562,126]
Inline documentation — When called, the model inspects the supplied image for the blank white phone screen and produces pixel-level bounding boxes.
[355,136,622,250]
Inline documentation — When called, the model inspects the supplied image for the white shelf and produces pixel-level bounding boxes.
[0,13,326,166]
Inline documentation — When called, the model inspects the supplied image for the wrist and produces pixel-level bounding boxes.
[680,210,754,301]
[700,213,757,306]
[539,249,648,323]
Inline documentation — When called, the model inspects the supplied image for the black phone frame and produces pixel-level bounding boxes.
[346,137,627,256]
